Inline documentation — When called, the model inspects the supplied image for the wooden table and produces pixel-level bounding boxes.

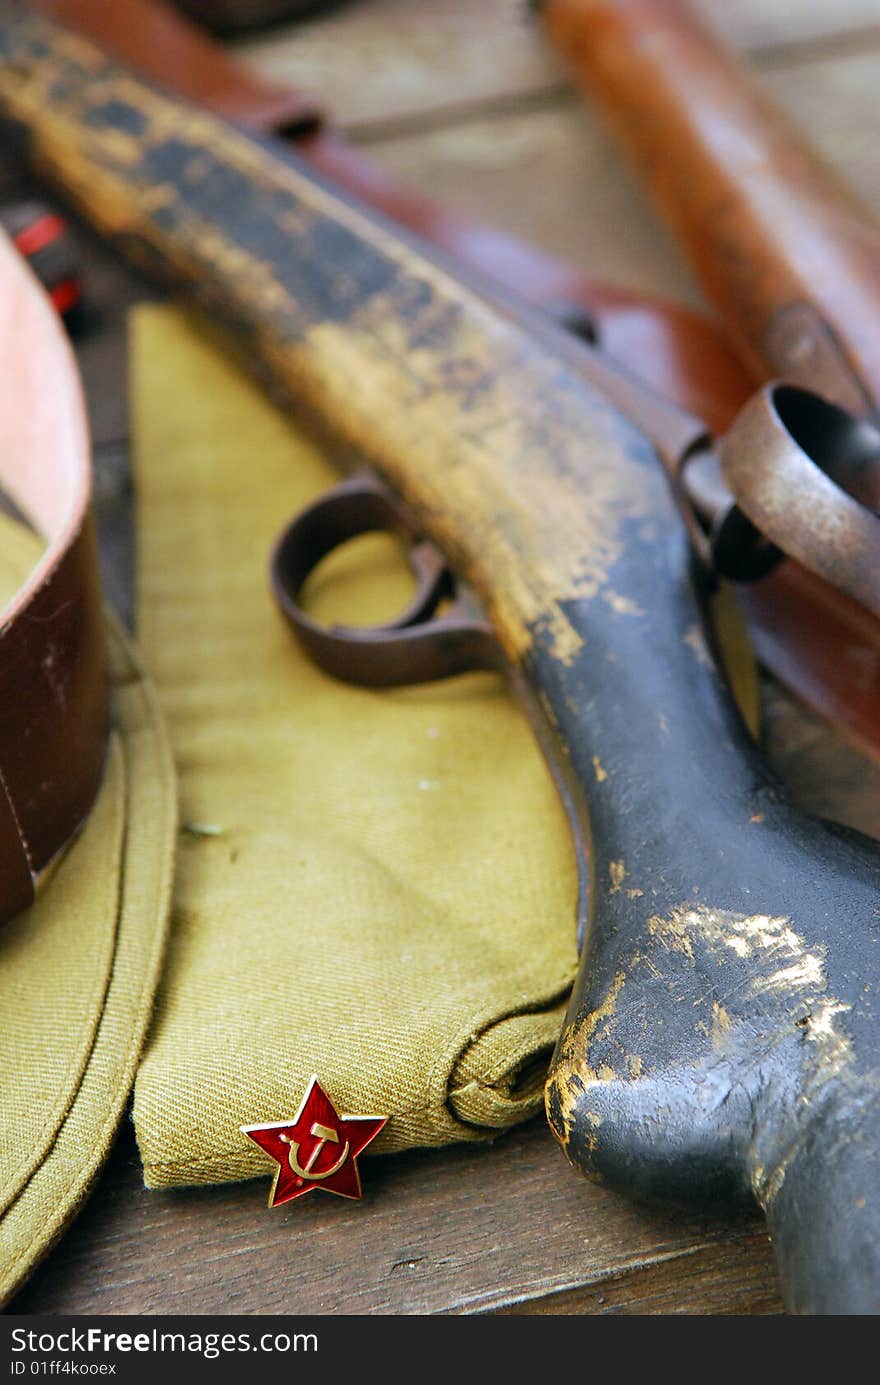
[8,0,880,1315]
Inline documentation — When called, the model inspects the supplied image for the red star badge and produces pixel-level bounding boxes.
[241,1075,387,1207]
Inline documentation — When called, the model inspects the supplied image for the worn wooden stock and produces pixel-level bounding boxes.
[2,11,880,1313]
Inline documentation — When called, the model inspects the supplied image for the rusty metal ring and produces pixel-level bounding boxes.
[717,383,880,615]
[270,472,501,687]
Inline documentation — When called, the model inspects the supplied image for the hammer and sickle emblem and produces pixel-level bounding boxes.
[281,1121,350,1181]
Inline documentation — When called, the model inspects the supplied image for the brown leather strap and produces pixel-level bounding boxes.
[0,228,109,924]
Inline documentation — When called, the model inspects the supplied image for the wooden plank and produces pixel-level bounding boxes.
[761,52,880,219]
[349,102,706,307]
[8,1121,782,1315]
[317,39,880,311]
[237,0,880,137]
[499,1232,783,1314]
[237,0,563,136]
[714,0,880,59]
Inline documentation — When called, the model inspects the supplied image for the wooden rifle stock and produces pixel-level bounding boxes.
[2,10,880,1314]
[31,0,880,758]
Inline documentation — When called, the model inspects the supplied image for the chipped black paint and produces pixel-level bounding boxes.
[82,96,149,138]
[534,523,880,1313]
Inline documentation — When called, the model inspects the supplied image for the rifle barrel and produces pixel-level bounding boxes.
[541,0,880,416]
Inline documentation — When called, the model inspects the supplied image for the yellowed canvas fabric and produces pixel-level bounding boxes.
[0,520,176,1305]
[130,305,579,1190]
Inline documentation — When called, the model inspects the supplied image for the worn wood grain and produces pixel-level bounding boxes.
[716,0,880,62]
[498,1231,783,1315]
[317,42,880,312]
[237,0,880,136]
[353,103,706,307]
[9,1121,782,1315]
[762,52,880,217]
[238,0,563,136]
[238,8,880,324]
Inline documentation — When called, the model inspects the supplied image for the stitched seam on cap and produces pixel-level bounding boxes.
[0,760,34,875]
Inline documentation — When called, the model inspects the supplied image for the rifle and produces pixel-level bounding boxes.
[538,0,880,745]
[540,0,880,413]
[30,0,880,760]
[1,7,879,1313]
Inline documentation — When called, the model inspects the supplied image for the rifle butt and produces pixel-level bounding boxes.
[763,1094,880,1313]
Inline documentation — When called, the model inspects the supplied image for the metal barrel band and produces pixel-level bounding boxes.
[717,383,880,616]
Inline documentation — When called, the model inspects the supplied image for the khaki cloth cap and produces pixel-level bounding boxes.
[0,240,176,1305]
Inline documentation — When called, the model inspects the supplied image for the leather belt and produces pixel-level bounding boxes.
[0,228,109,925]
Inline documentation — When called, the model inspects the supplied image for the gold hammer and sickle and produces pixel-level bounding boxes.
[281,1121,350,1181]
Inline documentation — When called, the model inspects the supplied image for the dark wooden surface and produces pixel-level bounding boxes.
[12,1121,783,1315]
[7,0,880,1315]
